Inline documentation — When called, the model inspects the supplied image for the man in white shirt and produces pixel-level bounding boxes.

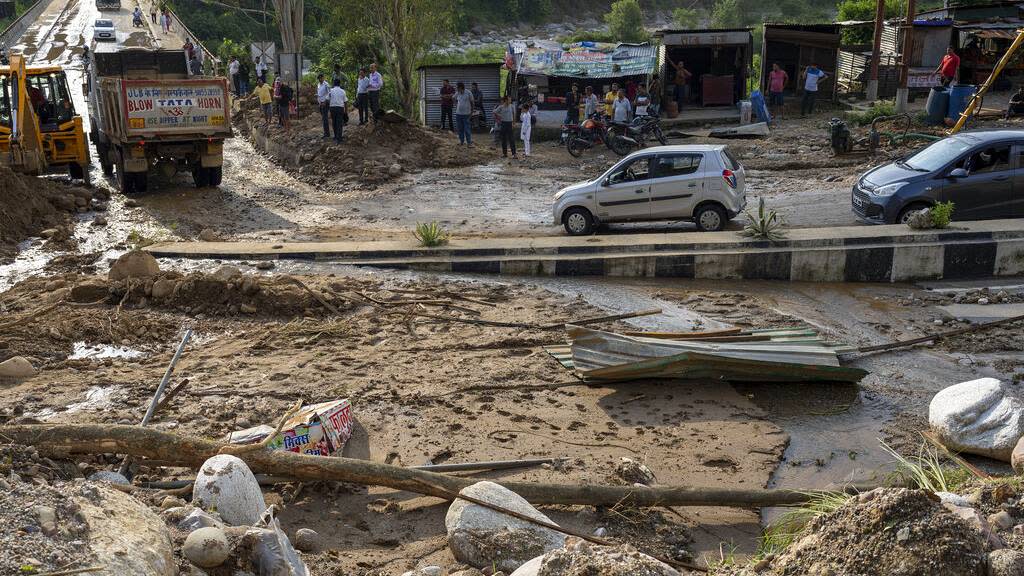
[228,57,240,96]
[255,57,267,83]
[356,68,370,125]
[800,63,828,117]
[316,73,330,139]
[367,63,383,119]
[328,79,348,143]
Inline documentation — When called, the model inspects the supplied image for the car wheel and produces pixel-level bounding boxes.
[897,203,930,224]
[694,203,727,232]
[563,207,595,236]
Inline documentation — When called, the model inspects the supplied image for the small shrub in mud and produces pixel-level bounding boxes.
[741,197,785,242]
[413,221,450,247]
[847,100,897,126]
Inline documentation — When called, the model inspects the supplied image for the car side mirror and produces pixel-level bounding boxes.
[948,168,968,179]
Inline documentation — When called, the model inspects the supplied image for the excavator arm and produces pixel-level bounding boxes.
[1,53,47,174]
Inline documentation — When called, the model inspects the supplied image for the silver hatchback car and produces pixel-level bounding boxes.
[552,144,746,235]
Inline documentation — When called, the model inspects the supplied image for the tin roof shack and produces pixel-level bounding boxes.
[416,63,502,128]
[955,22,1024,87]
[506,39,657,113]
[762,24,840,100]
[655,29,753,107]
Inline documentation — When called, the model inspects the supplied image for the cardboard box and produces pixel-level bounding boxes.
[227,399,354,457]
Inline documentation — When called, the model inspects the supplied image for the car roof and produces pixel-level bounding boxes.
[625,144,726,157]
[953,129,1024,142]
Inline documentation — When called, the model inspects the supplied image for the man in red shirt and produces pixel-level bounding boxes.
[935,47,960,87]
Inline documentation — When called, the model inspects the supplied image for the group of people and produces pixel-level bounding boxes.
[765,62,828,119]
[314,64,384,142]
[561,80,658,126]
[438,79,487,145]
[228,56,253,96]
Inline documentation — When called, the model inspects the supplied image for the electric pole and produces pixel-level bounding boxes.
[866,0,885,101]
[896,0,916,112]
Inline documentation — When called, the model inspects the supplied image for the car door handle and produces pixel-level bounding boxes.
[687,183,697,187]
[635,189,646,194]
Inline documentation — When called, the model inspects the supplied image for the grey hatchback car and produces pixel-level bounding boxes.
[852,129,1024,224]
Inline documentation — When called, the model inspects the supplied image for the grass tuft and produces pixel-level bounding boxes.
[413,221,450,247]
[759,491,853,557]
[741,197,786,242]
[881,439,969,493]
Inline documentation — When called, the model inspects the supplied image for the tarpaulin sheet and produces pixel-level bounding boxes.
[509,40,657,78]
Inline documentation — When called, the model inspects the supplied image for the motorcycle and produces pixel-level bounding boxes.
[565,113,613,158]
[132,12,144,27]
[605,114,667,156]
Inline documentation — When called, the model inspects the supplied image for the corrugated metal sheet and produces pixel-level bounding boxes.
[417,65,502,128]
[837,50,900,96]
[508,40,657,78]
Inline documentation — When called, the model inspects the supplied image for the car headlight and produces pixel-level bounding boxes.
[554,189,568,200]
[870,182,908,197]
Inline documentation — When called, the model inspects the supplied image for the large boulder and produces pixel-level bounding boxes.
[74,483,176,575]
[0,356,36,379]
[929,378,1024,461]
[192,454,267,526]
[1013,437,1024,475]
[510,539,679,576]
[109,250,161,281]
[445,481,565,573]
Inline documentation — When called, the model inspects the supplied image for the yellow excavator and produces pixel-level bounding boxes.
[0,52,90,182]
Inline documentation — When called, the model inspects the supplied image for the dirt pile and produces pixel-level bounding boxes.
[766,488,988,576]
[235,90,493,190]
[0,166,102,260]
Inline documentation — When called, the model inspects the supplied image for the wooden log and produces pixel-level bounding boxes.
[7,424,813,508]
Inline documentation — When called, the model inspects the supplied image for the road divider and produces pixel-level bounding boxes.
[145,219,1024,283]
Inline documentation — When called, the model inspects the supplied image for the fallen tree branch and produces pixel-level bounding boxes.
[850,312,1024,354]
[33,566,105,576]
[285,276,343,316]
[7,424,816,508]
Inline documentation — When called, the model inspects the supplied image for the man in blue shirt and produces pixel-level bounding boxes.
[801,63,827,117]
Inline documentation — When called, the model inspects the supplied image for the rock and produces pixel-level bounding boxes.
[40,228,59,238]
[109,250,161,281]
[183,527,230,568]
[73,483,175,575]
[198,229,222,242]
[896,526,910,542]
[151,278,176,300]
[906,207,934,230]
[614,457,655,485]
[70,280,110,303]
[211,265,242,281]
[450,570,484,576]
[445,481,565,573]
[192,454,267,526]
[35,505,57,535]
[979,298,991,305]
[293,528,321,552]
[240,303,258,314]
[944,503,1004,549]
[161,496,187,510]
[1012,437,1024,475]
[178,508,225,532]
[509,539,679,576]
[990,510,1016,530]
[989,549,1024,576]
[255,260,276,270]
[124,198,140,208]
[936,491,972,507]
[91,215,108,226]
[929,378,1024,461]
[88,470,130,485]
[388,163,402,176]
[0,356,36,379]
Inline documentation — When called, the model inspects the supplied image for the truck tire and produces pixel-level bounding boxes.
[192,166,209,188]
[132,172,148,194]
[208,166,222,187]
[116,154,133,195]
[98,144,114,176]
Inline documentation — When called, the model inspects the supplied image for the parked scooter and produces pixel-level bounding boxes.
[605,114,666,156]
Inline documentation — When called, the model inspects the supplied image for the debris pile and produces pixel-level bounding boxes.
[510,538,682,576]
[235,90,493,190]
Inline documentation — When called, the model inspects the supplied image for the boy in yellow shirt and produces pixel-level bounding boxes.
[604,82,619,118]
[254,79,273,123]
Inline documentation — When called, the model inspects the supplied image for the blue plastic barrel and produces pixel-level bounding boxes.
[925,87,949,125]
[947,84,977,123]
[750,90,771,124]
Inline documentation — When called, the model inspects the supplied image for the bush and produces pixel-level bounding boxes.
[672,6,699,28]
[413,222,450,247]
[605,0,647,43]
[741,197,786,242]
[847,100,896,126]
[931,201,955,229]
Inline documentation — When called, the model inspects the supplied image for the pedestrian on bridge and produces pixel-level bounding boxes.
[254,79,273,123]
[229,56,240,96]
[149,2,157,24]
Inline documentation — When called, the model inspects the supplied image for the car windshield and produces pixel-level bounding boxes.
[902,136,978,172]
[96,20,114,27]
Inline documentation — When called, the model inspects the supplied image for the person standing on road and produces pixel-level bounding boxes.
[328,79,348,143]
[493,96,517,158]
[316,73,331,139]
[634,85,650,117]
[800,63,827,117]
[454,82,473,145]
[149,2,157,24]
[768,62,788,120]
[356,68,369,125]
[439,79,455,131]
[279,81,293,131]
[565,83,580,125]
[934,47,960,88]
[613,89,632,123]
[254,79,273,124]
[519,103,532,157]
[255,57,267,84]
[583,85,598,119]
[368,63,383,119]
[471,81,485,123]
[228,56,240,96]
[648,74,661,116]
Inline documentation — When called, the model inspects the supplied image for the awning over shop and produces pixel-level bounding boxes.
[507,39,657,78]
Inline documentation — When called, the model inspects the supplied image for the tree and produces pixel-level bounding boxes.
[270,0,303,53]
[710,0,742,28]
[672,6,699,29]
[836,0,904,43]
[604,0,647,43]
[342,0,457,115]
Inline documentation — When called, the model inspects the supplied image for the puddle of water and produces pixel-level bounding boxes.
[27,385,120,420]
[69,341,145,360]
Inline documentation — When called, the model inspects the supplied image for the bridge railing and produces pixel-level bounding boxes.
[1,0,52,48]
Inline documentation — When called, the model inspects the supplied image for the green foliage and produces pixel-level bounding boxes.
[741,197,786,242]
[930,201,955,229]
[420,46,506,67]
[312,28,382,81]
[881,439,968,493]
[672,6,700,28]
[748,53,762,94]
[216,38,252,68]
[847,100,896,125]
[711,0,742,28]
[0,0,36,31]
[413,222,450,247]
[759,492,853,557]
[837,0,905,43]
[604,0,647,43]
[561,29,618,43]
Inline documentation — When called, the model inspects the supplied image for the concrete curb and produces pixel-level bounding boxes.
[146,220,1024,283]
